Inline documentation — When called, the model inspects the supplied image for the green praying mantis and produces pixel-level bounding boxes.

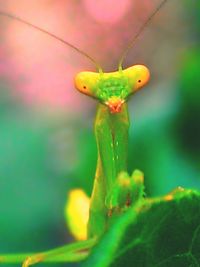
[77,65,149,239]
[0,0,168,266]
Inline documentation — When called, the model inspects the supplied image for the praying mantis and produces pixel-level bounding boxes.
[0,0,168,266]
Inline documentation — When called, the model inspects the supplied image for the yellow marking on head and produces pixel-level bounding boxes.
[65,189,90,240]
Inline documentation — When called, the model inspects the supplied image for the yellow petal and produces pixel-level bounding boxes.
[65,189,90,240]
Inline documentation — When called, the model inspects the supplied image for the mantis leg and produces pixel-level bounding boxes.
[88,103,129,238]
[0,238,96,266]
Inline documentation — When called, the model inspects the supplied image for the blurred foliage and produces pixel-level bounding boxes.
[174,50,200,162]
[83,189,200,267]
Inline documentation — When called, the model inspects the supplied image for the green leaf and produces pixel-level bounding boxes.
[83,189,200,267]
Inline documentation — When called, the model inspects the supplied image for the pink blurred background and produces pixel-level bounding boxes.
[0,0,184,114]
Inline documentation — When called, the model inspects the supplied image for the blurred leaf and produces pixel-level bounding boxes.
[174,50,200,160]
[83,189,200,267]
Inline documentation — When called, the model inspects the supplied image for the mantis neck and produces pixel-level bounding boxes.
[88,103,130,238]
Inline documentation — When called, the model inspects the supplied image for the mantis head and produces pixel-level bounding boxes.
[73,0,168,113]
[74,65,150,113]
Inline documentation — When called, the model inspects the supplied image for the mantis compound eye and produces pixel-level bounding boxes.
[74,71,99,97]
[74,72,91,96]
[134,65,150,91]
[124,65,150,93]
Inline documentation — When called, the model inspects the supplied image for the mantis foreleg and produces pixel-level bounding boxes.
[0,238,96,266]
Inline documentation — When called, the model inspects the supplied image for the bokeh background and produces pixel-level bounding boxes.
[0,0,199,266]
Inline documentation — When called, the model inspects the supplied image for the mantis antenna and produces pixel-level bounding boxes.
[118,0,168,71]
[0,11,103,73]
